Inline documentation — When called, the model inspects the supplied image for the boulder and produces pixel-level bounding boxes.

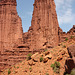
[45,51,50,56]
[43,54,52,63]
[45,54,52,59]
[31,52,40,62]
[65,45,75,74]
[57,55,63,61]
[28,60,35,66]
[65,58,75,74]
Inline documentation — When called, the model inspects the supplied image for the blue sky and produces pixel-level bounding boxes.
[16,0,75,32]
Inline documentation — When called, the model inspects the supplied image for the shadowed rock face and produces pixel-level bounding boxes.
[65,45,75,74]
[0,0,23,51]
[65,58,75,74]
[23,0,59,50]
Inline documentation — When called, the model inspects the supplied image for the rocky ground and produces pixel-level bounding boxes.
[1,39,75,75]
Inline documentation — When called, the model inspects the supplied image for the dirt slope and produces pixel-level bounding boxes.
[1,39,75,75]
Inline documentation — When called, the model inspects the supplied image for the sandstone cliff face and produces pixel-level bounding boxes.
[0,0,24,71]
[0,0,23,51]
[23,0,59,50]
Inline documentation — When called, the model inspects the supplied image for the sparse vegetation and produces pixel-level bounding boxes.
[13,70,16,74]
[20,61,22,63]
[40,57,43,62]
[70,68,75,75]
[45,49,48,52]
[17,66,19,69]
[46,73,49,75]
[63,45,66,48]
[29,67,32,70]
[8,69,11,75]
[29,67,32,72]
[65,68,75,75]
[51,61,60,73]
[14,66,15,68]
[65,38,68,41]
[70,36,73,39]
[27,53,32,60]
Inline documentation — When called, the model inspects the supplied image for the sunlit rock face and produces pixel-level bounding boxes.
[0,0,23,51]
[23,0,59,50]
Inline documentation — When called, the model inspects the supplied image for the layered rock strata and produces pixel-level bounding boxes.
[23,0,59,50]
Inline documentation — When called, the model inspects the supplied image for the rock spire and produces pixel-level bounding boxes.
[0,0,23,51]
[23,0,59,50]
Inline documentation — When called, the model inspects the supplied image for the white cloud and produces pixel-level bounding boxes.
[54,0,75,26]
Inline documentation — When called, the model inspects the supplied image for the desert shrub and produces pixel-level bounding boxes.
[45,49,48,52]
[65,68,75,75]
[54,61,60,68]
[29,67,32,72]
[54,67,60,73]
[27,53,32,60]
[17,66,19,69]
[20,61,22,63]
[65,38,68,41]
[70,36,73,39]
[29,67,32,70]
[46,73,49,75]
[40,57,43,62]
[8,69,11,75]
[51,61,60,73]
[65,74,70,75]
[14,66,15,68]
[63,45,66,48]
[70,68,75,75]
[51,64,56,69]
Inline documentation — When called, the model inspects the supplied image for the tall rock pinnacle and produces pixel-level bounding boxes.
[0,0,23,51]
[24,0,59,50]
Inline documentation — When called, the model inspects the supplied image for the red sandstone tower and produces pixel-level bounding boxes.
[24,0,59,50]
[0,0,23,51]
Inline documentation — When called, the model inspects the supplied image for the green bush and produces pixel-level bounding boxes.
[40,57,43,62]
[8,69,11,75]
[29,67,32,72]
[70,68,75,75]
[63,45,66,48]
[14,66,15,68]
[51,64,56,69]
[46,73,49,75]
[27,53,32,60]
[45,49,48,52]
[65,38,68,41]
[17,66,19,69]
[65,68,75,75]
[54,61,60,68]
[54,67,60,73]
[29,67,32,70]
[51,61,60,73]
[70,36,73,39]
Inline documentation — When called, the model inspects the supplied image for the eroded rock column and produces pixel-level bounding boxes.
[24,0,59,50]
[0,0,23,51]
